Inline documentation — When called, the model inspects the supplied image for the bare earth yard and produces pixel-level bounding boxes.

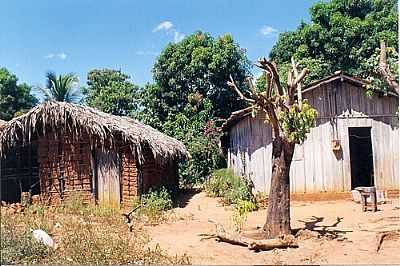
[147,191,400,265]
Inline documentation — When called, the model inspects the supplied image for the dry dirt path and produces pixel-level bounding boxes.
[147,191,400,264]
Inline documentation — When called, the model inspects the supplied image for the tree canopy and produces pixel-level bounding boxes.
[83,69,139,116]
[0,68,38,120]
[269,0,398,89]
[151,31,250,122]
[133,32,250,183]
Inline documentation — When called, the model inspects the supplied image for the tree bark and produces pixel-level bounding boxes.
[263,136,295,238]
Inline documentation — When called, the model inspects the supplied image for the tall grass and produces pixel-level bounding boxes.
[0,191,190,265]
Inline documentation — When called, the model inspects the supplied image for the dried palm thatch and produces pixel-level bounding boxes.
[0,119,6,130]
[0,101,188,164]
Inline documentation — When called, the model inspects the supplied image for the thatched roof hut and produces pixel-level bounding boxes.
[0,101,188,164]
[0,102,188,206]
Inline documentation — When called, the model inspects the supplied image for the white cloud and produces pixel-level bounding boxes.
[45,52,67,60]
[259,25,278,36]
[58,53,67,60]
[153,20,185,43]
[153,21,174,32]
[174,31,185,43]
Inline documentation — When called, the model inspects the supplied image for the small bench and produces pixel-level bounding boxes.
[354,186,377,212]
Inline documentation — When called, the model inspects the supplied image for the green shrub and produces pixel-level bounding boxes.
[232,199,258,232]
[205,168,254,205]
[133,187,173,223]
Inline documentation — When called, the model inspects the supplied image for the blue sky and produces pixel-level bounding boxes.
[1,0,318,89]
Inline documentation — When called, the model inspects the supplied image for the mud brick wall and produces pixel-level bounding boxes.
[120,146,138,205]
[37,132,93,204]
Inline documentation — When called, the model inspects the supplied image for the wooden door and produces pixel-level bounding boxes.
[96,148,120,208]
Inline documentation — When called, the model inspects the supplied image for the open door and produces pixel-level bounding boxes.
[349,127,374,189]
[95,148,120,208]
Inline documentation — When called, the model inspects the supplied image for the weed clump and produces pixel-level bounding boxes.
[205,168,255,206]
[132,187,174,224]
[205,168,258,231]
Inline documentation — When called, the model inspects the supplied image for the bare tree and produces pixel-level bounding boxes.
[377,40,399,94]
[228,57,317,239]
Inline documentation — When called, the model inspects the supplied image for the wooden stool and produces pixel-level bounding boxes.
[355,186,377,212]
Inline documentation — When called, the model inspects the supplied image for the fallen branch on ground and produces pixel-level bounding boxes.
[199,219,298,251]
[376,230,400,252]
[122,204,143,231]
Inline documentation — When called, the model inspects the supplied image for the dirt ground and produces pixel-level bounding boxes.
[147,191,400,265]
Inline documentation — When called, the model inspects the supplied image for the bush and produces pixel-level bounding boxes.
[205,169,258,231]
[205,168,254,205]
[133,187,173,223]
[232,199,258,232]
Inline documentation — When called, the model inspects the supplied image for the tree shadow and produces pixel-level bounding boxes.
[292,216,353,239]
[173,188,201,208]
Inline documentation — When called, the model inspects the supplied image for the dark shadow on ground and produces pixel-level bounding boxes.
[292,216,353,239]
[173,188,202,208]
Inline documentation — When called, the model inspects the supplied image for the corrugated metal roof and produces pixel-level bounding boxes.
[221,72,399,132]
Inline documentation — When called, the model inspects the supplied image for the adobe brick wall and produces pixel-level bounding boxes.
[37,132,92,204]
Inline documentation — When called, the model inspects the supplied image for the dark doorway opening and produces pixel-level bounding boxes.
[0,143,40,203]
[348,127,374,189]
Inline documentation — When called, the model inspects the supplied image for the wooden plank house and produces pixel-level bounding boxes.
[222,72,399,197]
[0,102,188,207]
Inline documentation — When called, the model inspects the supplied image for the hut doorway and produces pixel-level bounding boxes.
[348,127,374,189]
[0,143,40,203]
[95,148,120,208]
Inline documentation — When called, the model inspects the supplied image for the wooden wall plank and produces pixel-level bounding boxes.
[226,78,399,195]
[96,148,120,208]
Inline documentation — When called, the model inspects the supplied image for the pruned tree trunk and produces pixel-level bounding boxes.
[263,136,295,238]
[227,57,313,242]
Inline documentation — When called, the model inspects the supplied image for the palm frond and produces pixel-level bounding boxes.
[41,71,81,103]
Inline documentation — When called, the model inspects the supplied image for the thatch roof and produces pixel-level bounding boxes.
[0,101,188,164]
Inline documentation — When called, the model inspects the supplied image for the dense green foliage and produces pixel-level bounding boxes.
[40,71,81,102]
[363,45,399,95]
[270,0,398,89]
[135,32,250,184]
[0,68,38,120]
[151,31,250,122]
[83,69,139,115]
[161,95,225,184]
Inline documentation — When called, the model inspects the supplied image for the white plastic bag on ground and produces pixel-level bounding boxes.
[32,229,55,248]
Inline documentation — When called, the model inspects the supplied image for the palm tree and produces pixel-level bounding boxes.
[40,71,81,102]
